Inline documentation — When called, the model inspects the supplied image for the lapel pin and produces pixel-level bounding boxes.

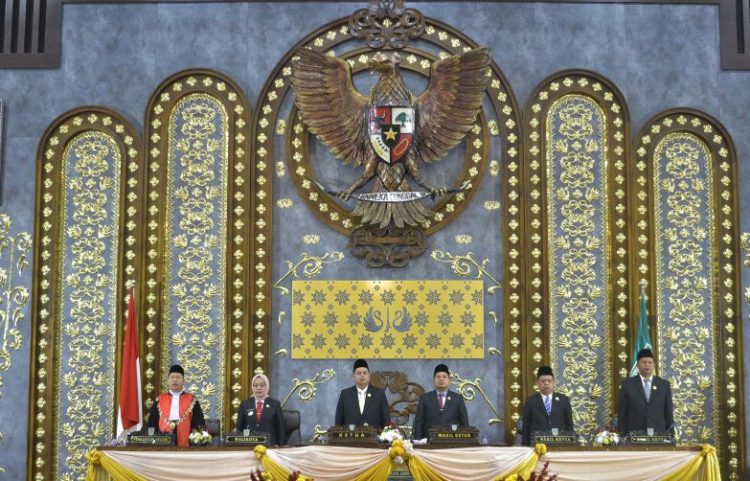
[555,397,559,401]
[447,396,451,401]
[653,386,657,390]
[367,393,372,398]
[266,403,270,408]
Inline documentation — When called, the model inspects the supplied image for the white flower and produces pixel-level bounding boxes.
[403,440,414,457]
[378,426,403,443]
[189,430,212,445]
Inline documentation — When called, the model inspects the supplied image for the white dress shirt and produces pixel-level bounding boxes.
[169,390,184,420]
[357,386,368,414]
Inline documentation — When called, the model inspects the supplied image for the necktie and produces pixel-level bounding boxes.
[644,379,651,402]
[358,390,366,414]
[438,393,444,410]
[256,400,263,422]
[544,395,551,415]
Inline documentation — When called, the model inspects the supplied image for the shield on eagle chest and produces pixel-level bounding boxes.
[368,106,415,164]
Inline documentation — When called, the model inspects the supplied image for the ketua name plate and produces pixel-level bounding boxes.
[224,433,268,446]
[128,434,175,446]
[327,425,378,445]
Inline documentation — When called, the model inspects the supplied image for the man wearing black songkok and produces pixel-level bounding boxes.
[617,348,674,435]
[146,364,205,446]
[334,359,391,429]
[520,365,574,445]
[412,364,469,440]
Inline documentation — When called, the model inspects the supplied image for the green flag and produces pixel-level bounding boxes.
[630,284,653,376]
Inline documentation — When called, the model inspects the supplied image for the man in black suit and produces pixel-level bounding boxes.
[412,364,469,440]
[617,348,674,436]
[521,365,574,446]
[334,359,391,430]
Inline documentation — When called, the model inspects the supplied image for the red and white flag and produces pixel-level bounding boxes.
[117,287,143,437]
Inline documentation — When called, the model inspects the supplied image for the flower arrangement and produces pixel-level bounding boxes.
[250,469,311,481]
[378,423,403,443]
[250,469,271,481]
[592,426,620,447]
[188,429,212,446]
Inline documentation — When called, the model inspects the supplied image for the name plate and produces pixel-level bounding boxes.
[628,434,674,445]
[224,433,268,446]
[127,434,174,446]
[532,434,577,445]
[433,432,476,440]
[327,426,378,445]
[428,426,479,445]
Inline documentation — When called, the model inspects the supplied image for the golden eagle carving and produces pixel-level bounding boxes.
[291,47,490,266]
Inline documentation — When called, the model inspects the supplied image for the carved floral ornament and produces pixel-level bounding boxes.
[17,3,746,481]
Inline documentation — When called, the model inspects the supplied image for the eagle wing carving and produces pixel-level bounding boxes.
[412,48,490,164]
[290,49,370,166]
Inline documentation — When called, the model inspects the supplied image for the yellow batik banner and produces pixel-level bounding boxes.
[291,280,484,359]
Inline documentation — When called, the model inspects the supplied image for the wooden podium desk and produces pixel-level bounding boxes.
[88,444,713,481]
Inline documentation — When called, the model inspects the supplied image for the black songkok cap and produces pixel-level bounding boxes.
[353,359,369,372]
[169,364,185,376]
[637,348,654,361]
[434,364,450,377]
[537,366,554,378]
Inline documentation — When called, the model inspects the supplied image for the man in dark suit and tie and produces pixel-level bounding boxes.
[334,359,391,430]
[521,365,574,446]
[617,348,674,436]
[412,364,469,440]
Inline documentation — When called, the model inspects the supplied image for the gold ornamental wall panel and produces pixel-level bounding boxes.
[143,70,252,423]
[252,15,522,444]
[27,108,143,481]
[634,110,745,481]
[291,280,484,359]
[523,71,631,434]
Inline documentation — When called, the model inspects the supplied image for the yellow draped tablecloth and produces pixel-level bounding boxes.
[87,444,719,481]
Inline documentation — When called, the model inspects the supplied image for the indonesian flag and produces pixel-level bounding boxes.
[117,287,143,437]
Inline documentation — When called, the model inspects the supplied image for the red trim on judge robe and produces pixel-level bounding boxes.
[157,392,195,447]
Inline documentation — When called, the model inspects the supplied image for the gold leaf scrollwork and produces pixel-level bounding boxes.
[0,213,31,468]
[431,250,502,294]
[451,372,503,425]
[310,424,330,444]
[654,134,716,445]
[164,94,229,417]
[273,252,344,295]
[280,368,336,409]
[58,132,121,480]
[546,95,611,435]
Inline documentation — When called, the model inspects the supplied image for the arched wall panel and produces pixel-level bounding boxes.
[523,72,632,433]
[251,17,523,441]
[634,110,746,480]
[142,70,253,425]
[27,108,143,481]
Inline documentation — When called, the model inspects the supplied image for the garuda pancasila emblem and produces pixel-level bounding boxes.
[291,47,490,265]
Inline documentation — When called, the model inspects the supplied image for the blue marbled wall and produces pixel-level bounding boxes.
[0,2,749,480]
